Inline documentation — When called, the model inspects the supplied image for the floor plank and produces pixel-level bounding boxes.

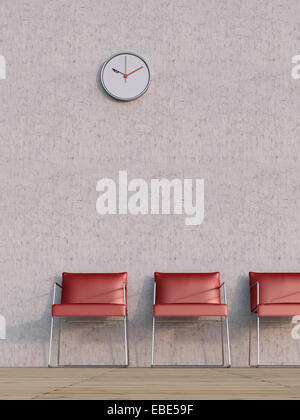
[0,368,300,399]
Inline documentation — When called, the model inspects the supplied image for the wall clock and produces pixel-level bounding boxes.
[99,52,151,101]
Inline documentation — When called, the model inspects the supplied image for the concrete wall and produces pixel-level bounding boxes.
[1,0,300,366]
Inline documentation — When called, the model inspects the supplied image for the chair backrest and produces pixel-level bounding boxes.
[61,272,127,305]
[249,272,300,311]
[154,272,221,304]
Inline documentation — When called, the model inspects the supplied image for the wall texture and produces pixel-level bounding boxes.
[1,0,300,366]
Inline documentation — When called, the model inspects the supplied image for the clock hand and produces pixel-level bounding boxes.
[112,65,143,79]
[126,66,143,77]
[112,68,126,76]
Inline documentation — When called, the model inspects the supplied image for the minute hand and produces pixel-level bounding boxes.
[126,66,143,77]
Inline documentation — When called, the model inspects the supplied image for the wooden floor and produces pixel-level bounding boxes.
[0,368,300,399]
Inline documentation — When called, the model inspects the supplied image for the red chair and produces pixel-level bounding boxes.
[152,272,231,367]
[48,272,128,367]
[250,272,300,366]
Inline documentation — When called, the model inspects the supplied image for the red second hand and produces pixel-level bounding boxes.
[126,66,143,78]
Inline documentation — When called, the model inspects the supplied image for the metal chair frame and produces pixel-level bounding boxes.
[48,282,129,368]
[151,281,231,368]
[249,281,300,367]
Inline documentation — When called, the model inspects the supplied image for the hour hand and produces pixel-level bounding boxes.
[112,68,125,76]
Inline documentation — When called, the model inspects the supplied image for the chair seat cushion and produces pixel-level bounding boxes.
[257,303,300,317]
[153,303,228,317]
[52,303,126,317]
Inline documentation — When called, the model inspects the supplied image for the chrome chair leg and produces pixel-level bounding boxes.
[48,317,54,367]
[248,314,252,366]
[225,316,231,367]
[57,318,61,366]
[152,317,231,367]
[253,314,300,368]
[151,316,155,366]
[257,315,260,366]
[220,316,224,365]
[124,314,128,366]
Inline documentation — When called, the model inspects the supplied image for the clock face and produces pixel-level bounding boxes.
[99,52,151,101]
